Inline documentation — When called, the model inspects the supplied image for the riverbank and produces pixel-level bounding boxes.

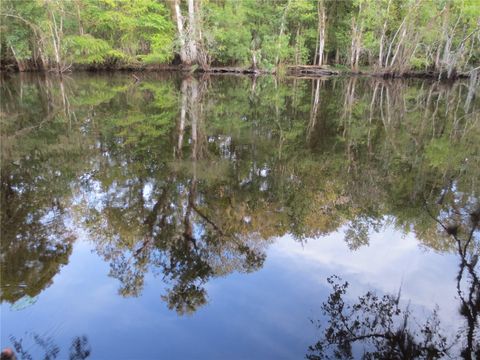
[1,63,476,80]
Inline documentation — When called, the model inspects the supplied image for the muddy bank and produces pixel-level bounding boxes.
[1,62,476,80]
[286,65,473,80]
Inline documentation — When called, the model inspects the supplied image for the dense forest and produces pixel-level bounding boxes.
[1,0,479,78]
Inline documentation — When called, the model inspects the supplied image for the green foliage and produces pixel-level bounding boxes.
[203,1,252,66]
[1,0,479,71]
[63,34,122,64]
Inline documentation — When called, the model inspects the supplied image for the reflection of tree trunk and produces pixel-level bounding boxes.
[292,77,298,116]
[190,81,198,161]
[367,82,379,152]
[342,77,356,130]
[176,77,205,159]
[273,78,284,159]
[184,178,196,247]
[176,80,187,158]
[144,187,169,233]
[464,69,478,112]
[59,79,68,116]
[342,78,357,172]
[425,200,479,360]
[307,79,322,142]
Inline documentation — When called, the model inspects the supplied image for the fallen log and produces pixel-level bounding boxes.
[287,65,339,76]
[202,67,266,74]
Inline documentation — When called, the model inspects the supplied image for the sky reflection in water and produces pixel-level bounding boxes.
[1,226,461,359]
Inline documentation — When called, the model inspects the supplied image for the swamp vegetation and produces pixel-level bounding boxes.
[0,0,479,78]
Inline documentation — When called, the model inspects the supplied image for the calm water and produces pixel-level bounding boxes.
[1,73,479,359]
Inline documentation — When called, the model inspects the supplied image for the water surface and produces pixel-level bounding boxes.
[1,73,479,359]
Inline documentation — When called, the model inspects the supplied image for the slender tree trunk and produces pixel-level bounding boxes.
[378,0,391,68]
[350,21,362,71]
[350,3,364,71]
[48,5,64,72]
[435,5,448,72]
[173,0,188,64]
[49,23,61,71]
[390,25,407,69]
[75,0,84,35]
[385,17,406,70]
[294,27,301,65]
[275,0,291,66]
[252,50,258,71]
[10,46,26,71]
[316,0,326,66]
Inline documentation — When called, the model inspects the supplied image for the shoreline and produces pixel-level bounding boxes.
[0,64,474,80]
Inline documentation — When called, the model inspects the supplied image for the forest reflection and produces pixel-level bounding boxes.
[1,73,478,319]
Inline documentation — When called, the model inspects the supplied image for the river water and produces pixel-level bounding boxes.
[1,73,479,359]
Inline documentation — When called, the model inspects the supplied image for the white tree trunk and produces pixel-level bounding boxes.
[316,0,326,66]
[187,0,198,63]
[275,0,291,66]
[174,0,188,63]
[378,0,391,68]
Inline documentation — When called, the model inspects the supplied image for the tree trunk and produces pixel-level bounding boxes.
[48,7,64,72]
[275,0,291,66]
[378,0,391,68]
[252,50,258,71]
[350,3,364,71]
[385,17,406,70]
[75,0,84,35]
[316,0,326,66]
[10,46,26,71]
[350,19,362,71]
[173,0,188,64]
[294,27,301,65]
[187,0,198,64]
[172,0,204,67]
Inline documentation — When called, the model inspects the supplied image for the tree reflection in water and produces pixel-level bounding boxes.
[308,194,479,360]
[1,74,479,325]
[3,334,90,360]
